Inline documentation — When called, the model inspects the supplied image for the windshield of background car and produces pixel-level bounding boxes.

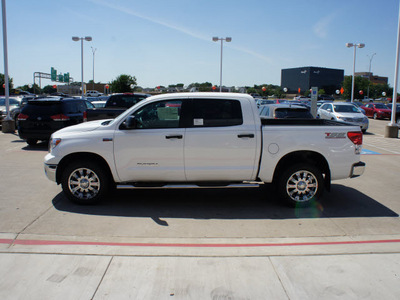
[0,98,20,106]
[375,104,388,109]
[275,108,313,119]
[334,105,360,113]
[21,101,62,116]
[107,95,148,108]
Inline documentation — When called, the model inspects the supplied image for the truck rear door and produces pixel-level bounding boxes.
[184,98,259,181]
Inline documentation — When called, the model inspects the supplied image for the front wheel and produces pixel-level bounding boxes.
[277,163,324,207]
[61,161,110,204]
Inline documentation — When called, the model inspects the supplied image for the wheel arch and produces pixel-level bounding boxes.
[272,150,331,191]
[56,152,114,185]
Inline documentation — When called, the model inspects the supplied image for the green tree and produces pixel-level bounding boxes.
[0,73,13,95]
[110,74,137,93]
[42,85,57,94]
[343,76,370,100]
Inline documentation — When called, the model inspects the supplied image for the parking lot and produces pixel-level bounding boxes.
[1,119,400,299]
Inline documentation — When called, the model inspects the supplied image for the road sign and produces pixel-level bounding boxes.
[51,67,57,81]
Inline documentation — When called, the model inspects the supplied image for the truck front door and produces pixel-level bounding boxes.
[113,99,186,182]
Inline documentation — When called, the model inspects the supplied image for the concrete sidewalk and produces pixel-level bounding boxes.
[1,235,400,299]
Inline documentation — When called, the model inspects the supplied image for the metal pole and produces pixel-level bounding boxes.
[219,39,223,92]
[91,47,96,90]
[2,0,10,120]
[367,53,376,99]
[81,38,84,99]
[390,3,400,127]
[351,45,356,103]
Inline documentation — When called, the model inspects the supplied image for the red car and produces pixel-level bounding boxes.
[361,103,391,119]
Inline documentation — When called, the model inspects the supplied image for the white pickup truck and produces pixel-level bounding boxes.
[44,93,365,207]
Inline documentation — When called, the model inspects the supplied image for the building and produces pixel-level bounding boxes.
[281,66,344,94]
[355,72,388,85]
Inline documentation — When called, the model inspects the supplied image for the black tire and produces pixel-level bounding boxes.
[61,161,110,204]
[26,139,38,146]
[277,163,324,207]
[362,129,367,134]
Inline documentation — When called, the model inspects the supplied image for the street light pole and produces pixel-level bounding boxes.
[212,37,232,92]
[346,42,365,103]
[72,36,92,98]
[91,47,96,90]
[367,53,376,99]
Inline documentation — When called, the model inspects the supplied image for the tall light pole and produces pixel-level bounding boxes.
[212,36,232,92]
[346,42,365,103]
[72,36,92,98]
[1,0,14,133]
[367,53,376,99]
[91,47,97,90]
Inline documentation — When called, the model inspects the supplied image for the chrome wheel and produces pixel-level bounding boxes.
[68,168,101,200]
[286,170,318,202]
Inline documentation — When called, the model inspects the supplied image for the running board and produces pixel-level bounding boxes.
[117,182,262,190]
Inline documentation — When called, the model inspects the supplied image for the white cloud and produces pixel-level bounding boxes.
[313,13,337,39]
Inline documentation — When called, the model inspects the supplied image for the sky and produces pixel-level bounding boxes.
[1,0,400,89]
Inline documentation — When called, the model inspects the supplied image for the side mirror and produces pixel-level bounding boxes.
[124,116,138,129]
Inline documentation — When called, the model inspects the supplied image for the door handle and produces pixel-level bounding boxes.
[238,134,254,138]
[165,135,183,139]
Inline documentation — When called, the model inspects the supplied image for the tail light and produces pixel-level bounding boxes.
[348,131,363,154]
[347,131,363,145]
[51,114,70,121]
[18,113,29,121]
[83,111,87,122]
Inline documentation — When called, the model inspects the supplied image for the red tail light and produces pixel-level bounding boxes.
[51,114,70,121]
[83,111,87,122]
[18,113,29,121]
[347,131,363,145]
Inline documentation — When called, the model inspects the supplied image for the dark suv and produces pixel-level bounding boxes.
[18,97,95,145]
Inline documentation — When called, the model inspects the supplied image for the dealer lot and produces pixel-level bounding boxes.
[0,119,400,299]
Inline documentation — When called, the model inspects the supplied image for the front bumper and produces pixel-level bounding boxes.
[350,161,366,178]
[44,163,57,182]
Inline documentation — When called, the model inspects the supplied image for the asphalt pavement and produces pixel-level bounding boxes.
[0,119,400,299]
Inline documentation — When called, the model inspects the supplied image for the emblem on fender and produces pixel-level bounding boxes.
[325,132,346,139]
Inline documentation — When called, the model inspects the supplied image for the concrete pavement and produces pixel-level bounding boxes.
[1,119,400,299]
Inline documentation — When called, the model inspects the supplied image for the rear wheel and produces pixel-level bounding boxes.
[277,163,324,207]
[26,139,37,146]
[61,161,110,204]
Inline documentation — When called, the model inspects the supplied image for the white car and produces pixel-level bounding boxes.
[85,90,103,97]
[317,102,369,133]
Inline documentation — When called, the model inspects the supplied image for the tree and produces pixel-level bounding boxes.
[0,73,13,95]
[42,85,57,94]
[343,76,370,100]
[110,74,137,93]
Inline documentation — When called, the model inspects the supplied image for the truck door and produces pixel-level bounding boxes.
[184,98,258,181]
[113,99,186,182]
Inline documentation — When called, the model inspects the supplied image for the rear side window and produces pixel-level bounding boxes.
[191,99,243,127]
[62,101,81,114]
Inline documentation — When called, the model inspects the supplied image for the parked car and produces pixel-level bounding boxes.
[352,102,366,114]
[318,94,334,101]
[0,97,22,124]
[361,103,391,120]
[44,92,365,207]
[259,104,313,119]
[256,99,275,108]
[86,93,150,121]
[92,100,107,108]
[18,97,95,145]
[85,90,103,97]
[317,102,369,133]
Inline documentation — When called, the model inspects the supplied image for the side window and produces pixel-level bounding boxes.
[320,104,328,110]
[192,99,243,127]
[63,101,79,114]
[131,100,182,129]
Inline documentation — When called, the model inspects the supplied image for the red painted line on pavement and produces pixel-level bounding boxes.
[1,238,400,248]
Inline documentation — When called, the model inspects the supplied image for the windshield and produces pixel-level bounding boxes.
[334,105,360,113]
[375,103,388,109]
